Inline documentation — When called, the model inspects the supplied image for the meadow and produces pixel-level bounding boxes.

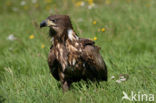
[0,0,156,103]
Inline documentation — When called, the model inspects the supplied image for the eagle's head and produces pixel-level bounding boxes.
[40,15,73,38]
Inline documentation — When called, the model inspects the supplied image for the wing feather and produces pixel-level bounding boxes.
[80,39,107,81]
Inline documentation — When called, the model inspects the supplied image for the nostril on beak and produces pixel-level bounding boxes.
[40,20,47,28]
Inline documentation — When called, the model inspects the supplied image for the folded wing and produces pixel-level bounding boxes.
[80,38,107,81]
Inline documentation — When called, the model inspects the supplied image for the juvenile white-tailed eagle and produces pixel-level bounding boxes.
[40,15,107,92]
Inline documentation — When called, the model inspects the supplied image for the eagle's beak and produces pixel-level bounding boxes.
[40,20,47,28]
[40,19,56,28]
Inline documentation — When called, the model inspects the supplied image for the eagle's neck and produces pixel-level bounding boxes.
[53,29,79,46]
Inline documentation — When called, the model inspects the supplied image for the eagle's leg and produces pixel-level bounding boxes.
[58,69,70,92]
[62,81,69,92]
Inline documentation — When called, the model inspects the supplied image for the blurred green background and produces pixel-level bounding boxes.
[0,0,156,103]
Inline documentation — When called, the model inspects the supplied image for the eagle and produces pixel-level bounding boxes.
[40,15,107,92]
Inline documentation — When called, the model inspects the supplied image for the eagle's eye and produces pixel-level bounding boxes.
[51,19,56,23]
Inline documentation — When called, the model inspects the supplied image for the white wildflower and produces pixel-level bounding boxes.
[88,3,95,9]
[20,1,26,6]
[119,75,127,81]
[120,78,126,82]
[116,79,121,83]
[120,76,125,79]
[81,2,85,6]
[7,34,16,41]
[111,76,115,79]
[9,47,13,50]
[12,7,18,12]
[77,18,83,22]
[32,0,37,4]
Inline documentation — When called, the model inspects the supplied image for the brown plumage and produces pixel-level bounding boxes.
[40,15,107,92]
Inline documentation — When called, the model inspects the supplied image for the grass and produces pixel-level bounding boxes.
[0,0,156,103]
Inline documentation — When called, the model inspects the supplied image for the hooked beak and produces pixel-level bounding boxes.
[40,19,56,28]
[40,20,47,28]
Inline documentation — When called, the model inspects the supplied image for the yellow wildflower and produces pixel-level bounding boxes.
[41,44,45,48]
[101,28,105,32]
[93,20,97,25]
[24,5,28,10]
[105,0,111,5]
[88,0,93,5]
[93,37,97,41]
[146,4,151,8]
[35,3,39,8]
[29,34,35,39]
[6,1,11,6]
[46,5,51,11]
[75,1,84,7]
[44,0,52,3]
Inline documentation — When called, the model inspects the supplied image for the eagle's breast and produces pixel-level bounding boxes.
[54,29,84,74]
[64,29,84,75]
[54,43,68,71]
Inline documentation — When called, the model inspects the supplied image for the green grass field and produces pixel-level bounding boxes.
[0,0,156,103]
